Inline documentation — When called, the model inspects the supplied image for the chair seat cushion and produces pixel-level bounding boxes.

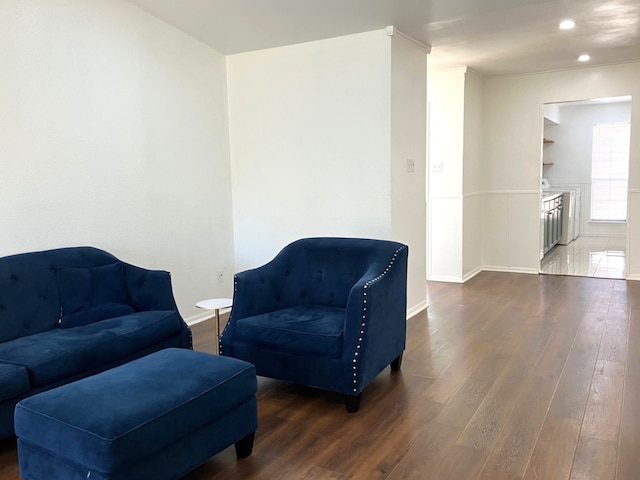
[0,362,30,402]
[0,311,182,386]
[235,305,345,358]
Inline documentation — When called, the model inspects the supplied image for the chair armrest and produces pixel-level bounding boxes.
[123,263,179,312]
[342,245,408,393]
[221,260,293,353]
[228,262,287,320]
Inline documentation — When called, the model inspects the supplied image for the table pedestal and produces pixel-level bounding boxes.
[195,298,233,353]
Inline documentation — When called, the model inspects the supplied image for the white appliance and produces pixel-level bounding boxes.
[572,187,581,241]
[558,191,573,245]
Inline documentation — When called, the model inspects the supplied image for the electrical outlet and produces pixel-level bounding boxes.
[217,269,224,284]
[431,162,443,173]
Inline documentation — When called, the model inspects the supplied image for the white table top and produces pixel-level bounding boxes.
[195,298,233,310]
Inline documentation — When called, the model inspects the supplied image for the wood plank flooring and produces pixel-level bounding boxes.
[1,271,639,479]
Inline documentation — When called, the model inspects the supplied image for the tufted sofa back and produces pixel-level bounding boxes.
[0,247,120,343]
[263,237,406,309]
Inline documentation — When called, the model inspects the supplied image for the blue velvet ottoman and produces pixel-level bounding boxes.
[14,348,258,480]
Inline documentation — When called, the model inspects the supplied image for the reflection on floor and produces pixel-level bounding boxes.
[541,235,626,279]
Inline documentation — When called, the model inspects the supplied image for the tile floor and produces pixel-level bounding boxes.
[540,235,627,279]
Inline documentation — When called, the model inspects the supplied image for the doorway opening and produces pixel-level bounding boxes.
[539,96,631,279]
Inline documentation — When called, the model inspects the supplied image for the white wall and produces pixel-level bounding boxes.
[227,29,427,313]
[545,101,631,237]
[0,0,234,316]
[390,34,428,313]
[483,63,640,279]
[227,31,391,270]
[427,68,465,281]
[462,69,484,278]
[427,67,485,281]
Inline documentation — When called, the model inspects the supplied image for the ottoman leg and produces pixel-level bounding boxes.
[234,432,255,458]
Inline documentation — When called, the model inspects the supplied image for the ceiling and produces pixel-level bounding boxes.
[128,0,640,76]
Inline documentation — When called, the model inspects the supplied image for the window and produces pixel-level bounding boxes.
[590,122,630,221]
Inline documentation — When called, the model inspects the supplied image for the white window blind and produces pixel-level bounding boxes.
[591,122,630,222]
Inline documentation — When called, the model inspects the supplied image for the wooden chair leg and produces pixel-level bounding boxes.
[391,352,403,371]
[344,394,361,413]
[234,432,255,458]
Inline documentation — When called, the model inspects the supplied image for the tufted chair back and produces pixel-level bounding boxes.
[260,238,391,309]
[0,247,120,343]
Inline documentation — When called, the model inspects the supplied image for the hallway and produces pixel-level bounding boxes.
[541,236,626,279]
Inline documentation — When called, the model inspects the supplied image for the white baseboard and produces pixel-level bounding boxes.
[185,308,231,327]
[185,312,213,327]
[625,274,640,282]
[407,300,428,319]
[580,233,626,238]
[482,265,539,275]
[427,275,464,283]
[429,266,537,285]
[462,267,482,282]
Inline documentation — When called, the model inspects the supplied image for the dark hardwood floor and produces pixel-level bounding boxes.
[1,271,639,479]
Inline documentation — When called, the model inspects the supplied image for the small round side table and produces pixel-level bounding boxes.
[195,298,233,354]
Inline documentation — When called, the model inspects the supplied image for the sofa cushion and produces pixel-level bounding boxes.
[57,262,130,326]
[0,362,30,402]
[235,305,345,358]
[59,303,135,329]
[0,247,128,344]
[0,311,181,387]
[58,262,129,312]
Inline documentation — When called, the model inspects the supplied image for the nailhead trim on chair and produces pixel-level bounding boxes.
[218,277,238,355]
[351,245,406,393]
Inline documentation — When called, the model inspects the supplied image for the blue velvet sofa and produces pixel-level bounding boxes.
[220,237,408,412]
[0,246,192,439]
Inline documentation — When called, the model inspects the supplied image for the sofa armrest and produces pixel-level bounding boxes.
[123,263,179,312]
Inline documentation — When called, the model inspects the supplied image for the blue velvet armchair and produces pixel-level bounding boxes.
[220,237,408,412]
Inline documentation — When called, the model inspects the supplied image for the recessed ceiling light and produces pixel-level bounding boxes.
[559,19,576,30]
[578,54,591,62]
